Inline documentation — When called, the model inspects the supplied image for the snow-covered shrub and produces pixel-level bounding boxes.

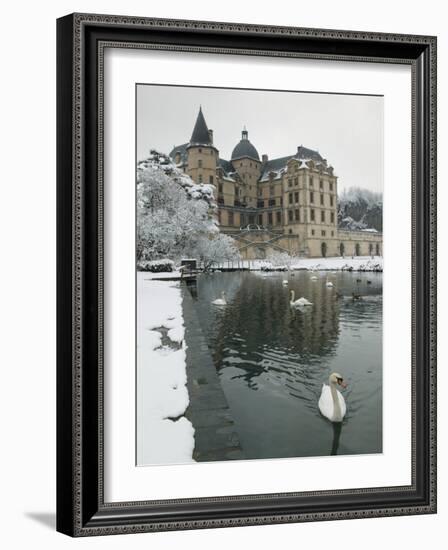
[138,259,175,273]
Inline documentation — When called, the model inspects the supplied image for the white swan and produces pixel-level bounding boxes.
[290,290,313,307]
[326,278,334,288]
[212,291,227,306]
[282,279,289,285]
[310,274,318,281]
[318,373,347,422]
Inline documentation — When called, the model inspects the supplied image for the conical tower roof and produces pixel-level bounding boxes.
[189,107,212,145]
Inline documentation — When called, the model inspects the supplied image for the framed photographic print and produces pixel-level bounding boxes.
[56,13,437,536]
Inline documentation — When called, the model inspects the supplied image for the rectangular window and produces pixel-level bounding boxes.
[268,212,273,225]
[198,174,203,183]
[276,211,281,224]
[330,196,334,206]
[258,214,263,225]
[321,230,326,236]
[311,229,315,236]
[321,210,325,223]
[288,178,292,187]
[289,193,293,204]
[228,211,234,225]
[320,179,323,189]
[330,182,333,191]
[309,177,313,187]
[310,191,314,203]
[257,200,264,208]
[320,194,324,205]
[310,209,315,221]
[294,177,298,186]
[198,159,202,168]
[295,209,300,221]
[209,175,214,184]
[331,212,335,223]
[270,186,274,196]
[218,183,223,193]
[288,210,293,222]
[269,199,275,207]
[294,192,299,203]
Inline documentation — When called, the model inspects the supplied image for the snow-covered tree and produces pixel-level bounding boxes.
[338,187,383,232]
[266,251,293,270]
[195,234,240,271]
[137,150,239,268]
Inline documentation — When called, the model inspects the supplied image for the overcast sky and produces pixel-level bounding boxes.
[137,84,383,193]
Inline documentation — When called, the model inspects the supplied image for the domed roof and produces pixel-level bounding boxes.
[231,129,260,161]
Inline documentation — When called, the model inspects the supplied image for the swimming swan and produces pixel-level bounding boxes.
[318,372,347,422]
[290,290,313,307]
[326,278,334,288]
[212,291,227,306]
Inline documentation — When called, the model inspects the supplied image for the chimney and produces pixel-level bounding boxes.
[262,154,268,163]
[208,129,213,144]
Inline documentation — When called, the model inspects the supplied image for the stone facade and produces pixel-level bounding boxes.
[170,107,382,259]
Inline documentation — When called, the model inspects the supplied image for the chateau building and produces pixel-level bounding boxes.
[170,107,382,259]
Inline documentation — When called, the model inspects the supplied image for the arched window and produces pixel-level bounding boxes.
[321,242,327,258]
[355,243,361,256]
[339,243,345,257]
[376,243,380,256]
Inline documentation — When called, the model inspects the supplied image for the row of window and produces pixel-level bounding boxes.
[198,174,214,184]
[310,229,335,237]
[310,209,335,224]
[309,192,334,206]
[220,208,335,226]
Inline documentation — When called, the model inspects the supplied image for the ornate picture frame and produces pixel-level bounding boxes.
[56,13,437,536]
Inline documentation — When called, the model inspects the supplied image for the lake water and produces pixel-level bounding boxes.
[185,270,382,460]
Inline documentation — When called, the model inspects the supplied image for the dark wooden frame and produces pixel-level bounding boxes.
[57,13,437,537]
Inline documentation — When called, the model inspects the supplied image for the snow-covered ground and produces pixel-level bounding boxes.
[143,270,183,280]
[137,273,194,465]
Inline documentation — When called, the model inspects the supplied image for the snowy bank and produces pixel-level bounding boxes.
[218,256,383,272]
[137,273,195,465]
[290,256,383,272]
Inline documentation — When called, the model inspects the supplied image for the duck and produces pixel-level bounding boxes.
[352,292,362,301]
[318,372,347,422]
[325,278,334,288]
[212,291,227,306]
[290,290,313,307]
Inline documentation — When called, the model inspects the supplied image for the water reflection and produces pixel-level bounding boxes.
[186,270,382,460]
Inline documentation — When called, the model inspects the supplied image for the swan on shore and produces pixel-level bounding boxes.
[290,290,312,307]
[318,372,347,422]
[212,291,227,306]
